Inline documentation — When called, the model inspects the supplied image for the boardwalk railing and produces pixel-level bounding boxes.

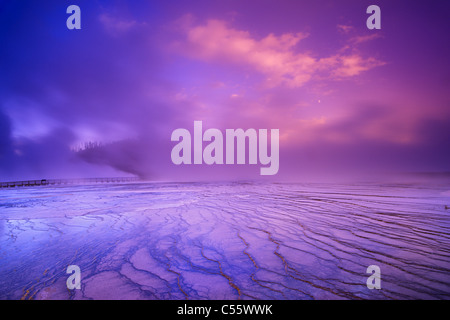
[0,177,140,189]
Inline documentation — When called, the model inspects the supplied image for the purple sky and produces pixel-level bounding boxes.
[0,0,449,181]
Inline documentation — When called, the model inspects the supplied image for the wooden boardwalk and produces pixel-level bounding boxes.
[0,177,139,189]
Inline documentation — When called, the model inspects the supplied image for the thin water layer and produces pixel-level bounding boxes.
[0,181,449,299]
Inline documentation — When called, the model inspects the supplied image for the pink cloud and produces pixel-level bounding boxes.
[168,17,423,151]
[349,33,382,45]
[174,18,384,88]
[332,55,385,77]
[337,24,354,34]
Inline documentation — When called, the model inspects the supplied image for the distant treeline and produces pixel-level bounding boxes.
[71,141,110,152]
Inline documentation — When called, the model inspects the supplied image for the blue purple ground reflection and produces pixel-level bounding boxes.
[1,181,450,300]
